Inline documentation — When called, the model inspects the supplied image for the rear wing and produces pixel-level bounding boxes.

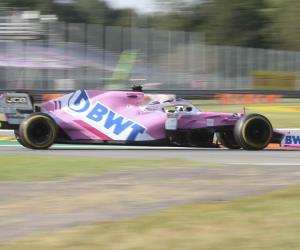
[0,92,33,129]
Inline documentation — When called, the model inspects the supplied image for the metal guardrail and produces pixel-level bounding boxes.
[0,22,43,39]
[144,90,300,99]
[1,89,300,103]
[1,21,300,91]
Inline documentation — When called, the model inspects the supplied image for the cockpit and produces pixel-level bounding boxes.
[144,99,201,115]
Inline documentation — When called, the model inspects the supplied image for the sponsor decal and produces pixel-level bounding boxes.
[6,96,28,104]
[206,119,214,127]
[165,117,177,130]
[67,90,146,141]
[284,135,300,145]
[68,90,90,113]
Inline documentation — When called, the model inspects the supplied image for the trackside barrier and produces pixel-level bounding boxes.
[1,89,300,103]
[216,94,283,105]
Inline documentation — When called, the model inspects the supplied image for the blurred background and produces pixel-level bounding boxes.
[1,2,300,248]
[0,0,299,91]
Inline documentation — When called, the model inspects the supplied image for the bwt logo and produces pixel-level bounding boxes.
[68,90,145,141]
[285,135,300,145]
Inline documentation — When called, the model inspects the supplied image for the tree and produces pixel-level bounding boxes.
[268,0,300,50]
[150,0,274,48]
[73,0,112,24]
[0,0,135,25]
[150,0,206,30]
[201,0,271,48]
[1,0,54,12]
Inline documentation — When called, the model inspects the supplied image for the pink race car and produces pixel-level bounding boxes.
[0,89,294,150]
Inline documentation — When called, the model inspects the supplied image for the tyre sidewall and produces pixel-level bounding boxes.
[14,129,33,149]
[19,113,57,149]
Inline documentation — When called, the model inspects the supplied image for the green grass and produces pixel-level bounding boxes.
[0,155,199,181]
[2,185,300,250]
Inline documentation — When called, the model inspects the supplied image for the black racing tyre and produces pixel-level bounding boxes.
[14,129,33,149]
[18,113,58,149]
[216,131,241,149]
[234,113,273,150]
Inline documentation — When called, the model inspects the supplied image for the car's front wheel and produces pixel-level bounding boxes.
[234,114,273,150]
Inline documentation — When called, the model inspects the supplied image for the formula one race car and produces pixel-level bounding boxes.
[0,88,297,150]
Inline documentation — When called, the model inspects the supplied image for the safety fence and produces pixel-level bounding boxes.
[1,89,300,104]
[0,22,300,91]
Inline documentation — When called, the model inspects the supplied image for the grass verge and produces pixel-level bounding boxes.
[1,185,300,250]
[0,155,200,181]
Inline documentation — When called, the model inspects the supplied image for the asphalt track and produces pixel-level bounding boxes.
[0,142,300,165]
[1,143,300,243]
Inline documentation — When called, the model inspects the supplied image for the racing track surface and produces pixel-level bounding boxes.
[1,144,300,165]
[0,145,300,242]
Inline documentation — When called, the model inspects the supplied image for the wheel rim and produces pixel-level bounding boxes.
[27,118,53,146]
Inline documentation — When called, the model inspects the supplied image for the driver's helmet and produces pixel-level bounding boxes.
[176,106,184,112]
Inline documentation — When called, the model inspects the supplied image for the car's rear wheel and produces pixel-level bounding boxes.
[234,114,273,150]
[18,113,57,149]
[216,131,241,149]
[14,129,33,149]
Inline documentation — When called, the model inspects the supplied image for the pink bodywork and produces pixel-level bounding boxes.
[40,90,243,142]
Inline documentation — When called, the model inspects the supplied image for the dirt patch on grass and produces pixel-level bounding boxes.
[1,164,300,243]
